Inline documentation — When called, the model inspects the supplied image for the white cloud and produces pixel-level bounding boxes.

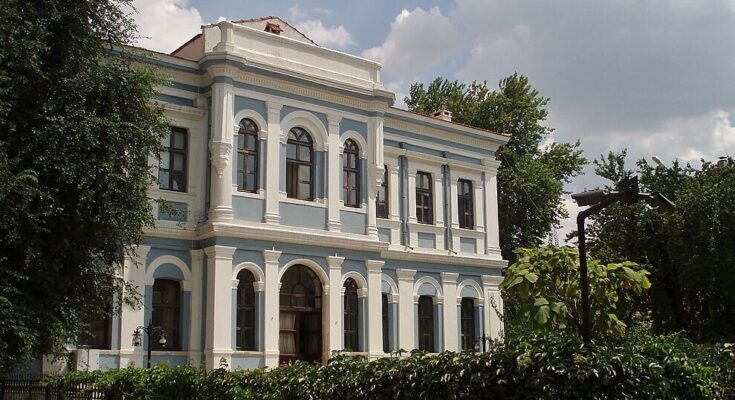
[555,197,584,245]
[129,0,205,53]
[289,5,332,21]
[294,20,356,50]
[362,7,463,81]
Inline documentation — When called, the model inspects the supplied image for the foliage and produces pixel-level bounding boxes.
[587,152,735,342]
[0,0,168,372]
[45,332,735,399]
[405,75,586,262]
[501,246,650,337]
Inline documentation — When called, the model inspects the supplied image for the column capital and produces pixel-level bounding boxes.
[482,275,503,288]
[266,101,283,113]
[263,249,282,264]
[366,260,385,272]
[204,245,236,260]
[483,158,501,174]
[327,113,342,126]
[327,255,345,269]
[253,281,265,292]
[387,294,399,304]
[124,245,151,264]
[231,279,240,289]
[190,249,204,262]
[396,268,416,281]
[440,272,459,284]
[357,288,369,298]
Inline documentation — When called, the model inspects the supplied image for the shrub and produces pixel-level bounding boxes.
[46,333,734,400]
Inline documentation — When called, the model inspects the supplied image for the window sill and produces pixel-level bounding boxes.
[377,218,401,229]
[150,188,196,201]
[231,350,264,356]
[280,196,327,208]
[149,351,188,356]
[232,186,265,199]
[451,227,485,238]
[407,222,445,234]
[340,203,366,213]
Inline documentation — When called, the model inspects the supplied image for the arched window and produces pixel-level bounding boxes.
[237,119,259,193]
[152,279,181,351]
[460,298,477,350]
[236,269,256,351]
[343,139,360,207]
[279,266,323,363]
[286,127,314,201]
[417,295,434,352]
[416,171,433,224]
[343,278,359,350]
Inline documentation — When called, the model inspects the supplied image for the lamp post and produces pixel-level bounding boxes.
[572,176,674,347]
[475,331,493,353]
[132,320,167,368]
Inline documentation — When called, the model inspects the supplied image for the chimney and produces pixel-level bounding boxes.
[265,22,283,35]
[432,110,452,122]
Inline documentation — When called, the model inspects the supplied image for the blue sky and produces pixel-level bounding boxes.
[131,0,735,239]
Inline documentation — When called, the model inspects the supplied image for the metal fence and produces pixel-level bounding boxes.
[0,375,107,400]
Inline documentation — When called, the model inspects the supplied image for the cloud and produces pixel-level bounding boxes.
[128,0,205,53]
[555,197,584,244]
[362,7,463,81]
[294,20,356,50]
[289,5,332,21]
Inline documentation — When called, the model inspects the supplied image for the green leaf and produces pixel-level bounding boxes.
[525,272,539,283]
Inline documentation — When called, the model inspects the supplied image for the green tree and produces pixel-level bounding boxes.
[500,246,651,336]
[587,152,735,342]
[0,0,168,371]
[406,75,586,262]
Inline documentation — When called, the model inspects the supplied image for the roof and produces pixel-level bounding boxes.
[389,107,512,140]
[204,16,319,46]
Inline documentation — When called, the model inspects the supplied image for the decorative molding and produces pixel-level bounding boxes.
[209,140,233,179]
[440,272,459,284]
[262,249,282,264]
[482,275,503,288]
[203,245,237,260]
[365,260,385,272]
[326,255,345,269]
[396,268,417,281]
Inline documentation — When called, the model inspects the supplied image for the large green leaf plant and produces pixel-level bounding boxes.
[501,246,651,337]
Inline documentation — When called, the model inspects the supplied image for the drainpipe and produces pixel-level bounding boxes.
[442,161,454,254]
[398,143,410,248]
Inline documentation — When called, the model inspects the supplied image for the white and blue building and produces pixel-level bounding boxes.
[43,16,510,372]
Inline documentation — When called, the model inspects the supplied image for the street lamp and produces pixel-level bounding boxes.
[475,332,493,353]
[132,319,167,368]
[572,176,674,347]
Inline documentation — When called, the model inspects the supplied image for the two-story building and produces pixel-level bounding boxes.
[48,16,510,372]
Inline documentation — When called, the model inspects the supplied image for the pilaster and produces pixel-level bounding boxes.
[484,160,501,256]
[366,260,385,358]
[327,255,345,351]
[327,114,343,231]
[440,272,459,351]
[262,249,282,367]
[264,102,283,224]
[119,245,150,368]
[188,249,204,366]
[208,82,234,221]
[396,268,417,350]
[482,275,504,341]
[203,245,236,369]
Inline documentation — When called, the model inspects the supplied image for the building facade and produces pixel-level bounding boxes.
[44,17,510,372]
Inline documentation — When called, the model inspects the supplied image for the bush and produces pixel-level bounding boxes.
[46,333,735,400]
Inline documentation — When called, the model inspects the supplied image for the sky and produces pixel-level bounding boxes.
[130,0,735,241]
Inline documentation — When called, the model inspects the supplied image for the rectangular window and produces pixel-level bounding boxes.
[458,179,474,229]
[78,309,111,349]
[460,298,477,350]
[416,171,433,224]
[152,279,181,351]
[159,126,188,192]
[377,165,389,218]
[417,295,435,352]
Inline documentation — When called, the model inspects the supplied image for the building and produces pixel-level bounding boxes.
[46,16,510,372]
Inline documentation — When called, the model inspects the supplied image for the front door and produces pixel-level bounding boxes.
[279,265,323,364]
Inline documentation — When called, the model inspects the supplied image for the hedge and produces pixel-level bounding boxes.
[46,332,735,400]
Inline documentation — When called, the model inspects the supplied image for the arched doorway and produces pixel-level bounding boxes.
[279,265,323,364]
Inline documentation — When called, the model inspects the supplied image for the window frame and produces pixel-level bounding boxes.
[151,279,181,351]
[342,139,361,208]
[460,297,477,351]
[286,127,315,201]
[417,295,435,352]
[382,293,390,352]
[416,171,434,224]
[159,126,188,192]
[376,165,389,219]
[457,179,475,229]
[237,119,259,193]
[236,269,256,351]
[343,278,359,351]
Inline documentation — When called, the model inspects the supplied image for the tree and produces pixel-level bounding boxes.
[500,246,651,337]
[587,152,735,342]
[0,0,168,371]
[405,75,586,262]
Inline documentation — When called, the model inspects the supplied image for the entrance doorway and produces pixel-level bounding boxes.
[279,265,323,364]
